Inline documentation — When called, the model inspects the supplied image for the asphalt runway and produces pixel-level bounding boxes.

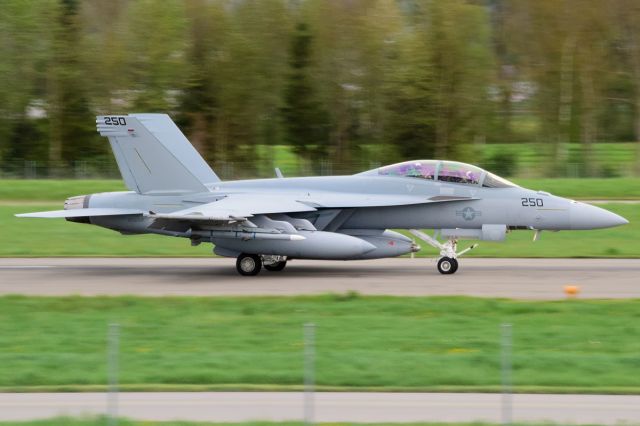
[1,392,639,424]
[0,257,638,299]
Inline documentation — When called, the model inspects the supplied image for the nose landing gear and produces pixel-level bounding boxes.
[437,257,458,274]
[409,229,478,275]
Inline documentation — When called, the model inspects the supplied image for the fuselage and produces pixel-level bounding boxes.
[83,174,627,235]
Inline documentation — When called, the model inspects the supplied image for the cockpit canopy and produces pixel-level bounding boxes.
[360,160,518,188]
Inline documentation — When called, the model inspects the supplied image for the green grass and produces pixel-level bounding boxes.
[1,178,639,202]
[0,421,602,426]
[1,204,213,256]
[511,178,640,199]
[0,180,126,202]
[479,142,639,177]
[1,295,639,393]
[2,203,638,257]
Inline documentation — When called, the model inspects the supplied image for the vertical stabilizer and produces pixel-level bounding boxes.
[97,114,220,194]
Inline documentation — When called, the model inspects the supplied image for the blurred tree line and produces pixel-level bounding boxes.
[1,0,640,177]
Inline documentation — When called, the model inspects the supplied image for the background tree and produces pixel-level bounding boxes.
[572,0,613,177]
[306,0,404,172]
[0,0,55,169]
[488,0,517,145]
[79,0,128,113]
[215,0,291,175]
[512,0,577,176]
[282,22,330,171]
[385,25,436,161]
[123,0,188,111]
[1,0,639,178]
[616,0,640,175]
[426,0,494,160]
[49,0,103,170]
[177,0,225,160]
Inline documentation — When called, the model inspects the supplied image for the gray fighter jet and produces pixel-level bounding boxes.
[17,114,629,275]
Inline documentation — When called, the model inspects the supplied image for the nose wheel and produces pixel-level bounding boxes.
[437,257,458,274]
[410,229,477,275]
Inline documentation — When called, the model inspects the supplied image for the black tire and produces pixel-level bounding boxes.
[264,261,287,272]
[236,253,262,276]
[450,258,459,274]
[437,257,457,275]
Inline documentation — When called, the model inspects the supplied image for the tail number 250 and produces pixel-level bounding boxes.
[104,117,127,126]
[521,198,544,207]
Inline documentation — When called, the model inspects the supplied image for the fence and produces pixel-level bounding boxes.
[0,159,378,180]
[1,142,639,179]
[102,322,514,425]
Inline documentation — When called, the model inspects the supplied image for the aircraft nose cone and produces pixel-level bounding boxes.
[570,202,629,230]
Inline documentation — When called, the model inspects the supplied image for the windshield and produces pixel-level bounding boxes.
[482,172,517,188]
[377,160,437,180]
[371,160,518,188]
[437,161,483,185]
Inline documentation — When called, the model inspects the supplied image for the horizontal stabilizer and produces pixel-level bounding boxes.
[16,208,144,218]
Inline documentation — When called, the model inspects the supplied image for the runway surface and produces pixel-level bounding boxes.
[1,392,639,424]
[0,257,638,299]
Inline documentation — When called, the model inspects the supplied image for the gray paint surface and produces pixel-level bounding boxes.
[0,258,638,299]
[1,392,639,424]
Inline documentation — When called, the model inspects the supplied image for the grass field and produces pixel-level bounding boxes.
[1,203,637,257]
[0,421,609,426]
[1,178,639,202]
[510,177,640,199]
[1,295,639,393]
[0,180,126,202]
[480,142,639,177]
[0,204,213,256]
[0,421,599,426]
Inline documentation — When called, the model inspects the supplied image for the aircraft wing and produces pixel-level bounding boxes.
[15,193,475,222]
[151,194,318,222]
[150,192,478,222]
[144,192,480,237]
[154,192,476,221]
[299,192,477,208]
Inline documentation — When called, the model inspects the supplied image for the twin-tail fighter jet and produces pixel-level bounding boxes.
[18,114,629,275]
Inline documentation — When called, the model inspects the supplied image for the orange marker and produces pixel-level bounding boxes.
[564,285,580,297]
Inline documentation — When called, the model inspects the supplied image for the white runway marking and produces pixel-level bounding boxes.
[0,266,53,269]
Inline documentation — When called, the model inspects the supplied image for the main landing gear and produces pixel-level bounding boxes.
[409,229,478,275]
[235,253,287,276]
[236,253,262,276]
[263,255,287,272]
